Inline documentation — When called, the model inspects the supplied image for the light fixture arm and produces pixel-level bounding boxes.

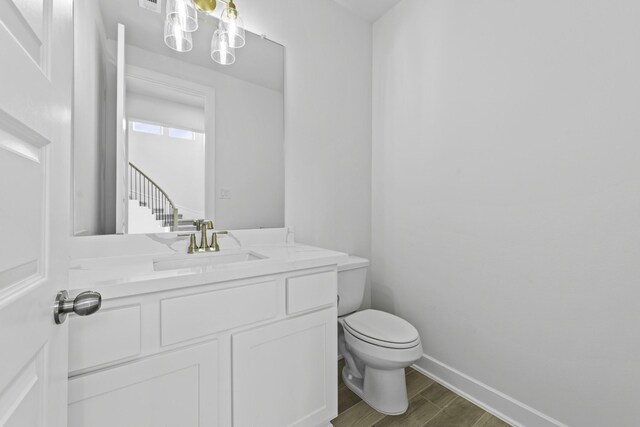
[193,0,238,17]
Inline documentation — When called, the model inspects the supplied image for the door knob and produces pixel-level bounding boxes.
[54,290,102,324]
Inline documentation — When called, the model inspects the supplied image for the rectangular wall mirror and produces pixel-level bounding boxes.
[73,0,285,235]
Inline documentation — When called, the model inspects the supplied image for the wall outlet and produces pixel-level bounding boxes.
[220,188,232,199]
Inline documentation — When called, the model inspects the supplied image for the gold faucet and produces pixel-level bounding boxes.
[199,220,214,251]
[209,230,228,252]
[178,233,199,254]
[181,220,224,253]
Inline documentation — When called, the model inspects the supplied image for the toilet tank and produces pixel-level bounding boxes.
[337,256,369,316]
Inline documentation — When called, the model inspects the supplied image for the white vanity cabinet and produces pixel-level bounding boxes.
[67,267,338,427]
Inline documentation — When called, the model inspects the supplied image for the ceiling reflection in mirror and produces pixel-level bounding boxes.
[73,0,284,236]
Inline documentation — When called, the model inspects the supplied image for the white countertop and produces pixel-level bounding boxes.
[69,243,349,299]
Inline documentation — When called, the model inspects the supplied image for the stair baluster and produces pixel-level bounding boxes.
[128,162,179,232]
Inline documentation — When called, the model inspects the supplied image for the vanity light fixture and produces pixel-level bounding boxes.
[163,0,246,66]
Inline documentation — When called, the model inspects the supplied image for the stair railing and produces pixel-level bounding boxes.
[129,162,179,231]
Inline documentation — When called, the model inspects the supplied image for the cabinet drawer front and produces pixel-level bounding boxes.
[68,341,218,427]
[161,280,278,346]
[286,271,336,314]
[69,305,141,373]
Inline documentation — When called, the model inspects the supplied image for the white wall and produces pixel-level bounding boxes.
[238,0,373,255]
[128,200,169,234]
[128,129,205,219]
[372,1,640,426]
[73,0,109,235]
[237,0,373,305]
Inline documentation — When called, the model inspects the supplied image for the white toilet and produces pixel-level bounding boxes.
[337,256,423,415]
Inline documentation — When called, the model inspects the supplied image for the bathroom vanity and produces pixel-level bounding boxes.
[65,1,338,425]
[66,230,344,427]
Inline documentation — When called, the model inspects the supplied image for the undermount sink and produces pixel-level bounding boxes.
[153,250,266,272]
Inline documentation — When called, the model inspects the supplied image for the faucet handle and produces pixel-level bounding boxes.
[209,230,227,252]
[178,233,198,253]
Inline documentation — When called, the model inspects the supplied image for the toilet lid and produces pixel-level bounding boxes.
[343,310,420,347]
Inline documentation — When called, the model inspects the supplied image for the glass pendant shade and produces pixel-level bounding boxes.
[166,0,198,32]
[219,5,245,48]
[164,17,193,52]
[211,29,235,65]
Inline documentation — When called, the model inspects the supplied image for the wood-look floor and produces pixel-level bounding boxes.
[332,360,513,427]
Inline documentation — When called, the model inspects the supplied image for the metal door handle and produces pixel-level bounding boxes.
[54,290,102,324]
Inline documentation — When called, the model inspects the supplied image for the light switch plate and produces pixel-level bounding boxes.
[220,188,232,199]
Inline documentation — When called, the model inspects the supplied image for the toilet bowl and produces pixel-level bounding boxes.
[337,257,423,415]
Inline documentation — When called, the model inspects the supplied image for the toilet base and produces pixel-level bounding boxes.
[342,365,409,415]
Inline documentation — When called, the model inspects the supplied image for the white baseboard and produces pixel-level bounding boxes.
[412,354,567,427]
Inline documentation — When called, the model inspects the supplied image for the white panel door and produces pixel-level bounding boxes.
[0,0,73,425]
[232,309,338,427]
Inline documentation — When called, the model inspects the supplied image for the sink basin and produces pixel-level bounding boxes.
[153,250,266,272]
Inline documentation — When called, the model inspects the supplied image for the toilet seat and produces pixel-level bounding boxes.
[343,310,420,349]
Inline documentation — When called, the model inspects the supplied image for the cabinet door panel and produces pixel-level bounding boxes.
[68,341,218,427]
[68,304,141,373]
[232,309,337,427]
